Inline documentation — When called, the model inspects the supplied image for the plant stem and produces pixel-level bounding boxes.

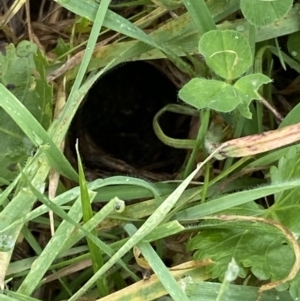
[183,109,210,179]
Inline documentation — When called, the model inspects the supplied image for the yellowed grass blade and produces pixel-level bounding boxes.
[211,123,300,159]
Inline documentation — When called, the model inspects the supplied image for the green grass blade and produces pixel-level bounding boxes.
[0,172,21,206]
[16,173,162,294]
[56,0,194,75]
[76,142,109,297]
[176,179,300,220]
[16,184,127,295]
[49,59,117,146]
[0,85,77,180]
[181,0,216,34]
[125,223,190,301]
[67,0,111,109]
[1,176,162,235]
[68,163,203,300]
[1,291,42,301]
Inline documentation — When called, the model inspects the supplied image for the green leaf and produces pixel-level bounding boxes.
[187,225,294,281]
[53,38,71,58]
[265,148,300,233]
[185,281,294,301]
[259,147,300,301]
[179,78,240,112]
[178,74,271,118]
[198,30,252,81]
[289,272,300,300]
[0,41,52,181]
[234,73,272,118]
[240,0,293,27]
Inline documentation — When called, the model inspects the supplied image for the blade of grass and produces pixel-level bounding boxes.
[0,155,49,289]
[1,176,162,235]
[15,174,162,293]
[68,163,204,301]
[51,0,241,80]
[66,0,111,110]
[125,223,190,301]
[0,85,77,180]
[97,261,211,301]
[1,291,42,301]
[0,172,22,206]
[0,0,26,28]
[183,109,210,178]
[175,179,300,221]
[217,122,300,158]
[181,0,216,34]
[56,0,194,76]
[16,177,133,295]
[76,142,109,297]
[0,0,112,290]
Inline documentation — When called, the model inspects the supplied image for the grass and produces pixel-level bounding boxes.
[1,0,300,300]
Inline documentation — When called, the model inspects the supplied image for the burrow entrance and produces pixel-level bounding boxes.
[67,61,191,181]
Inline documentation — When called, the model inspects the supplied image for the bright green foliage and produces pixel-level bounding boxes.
[264,147,300,297]
[187,225,295,282]
[198,30,252,81]
[240,0,293,27]
[264,148,300,233]
[234,74,272,118]
[188,147,300,297]
[1,0,300,300]
[179,29,272,118]
[179,79,240,112]
[179,74,271,118]
[289,272,300,300]
[0,41,52,181]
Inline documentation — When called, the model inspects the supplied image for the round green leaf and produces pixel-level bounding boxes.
[178,78,241,112]
[199,30,252,81]
[240,0,293,27]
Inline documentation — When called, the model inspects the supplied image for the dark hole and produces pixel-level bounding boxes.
[68,61,190,179]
